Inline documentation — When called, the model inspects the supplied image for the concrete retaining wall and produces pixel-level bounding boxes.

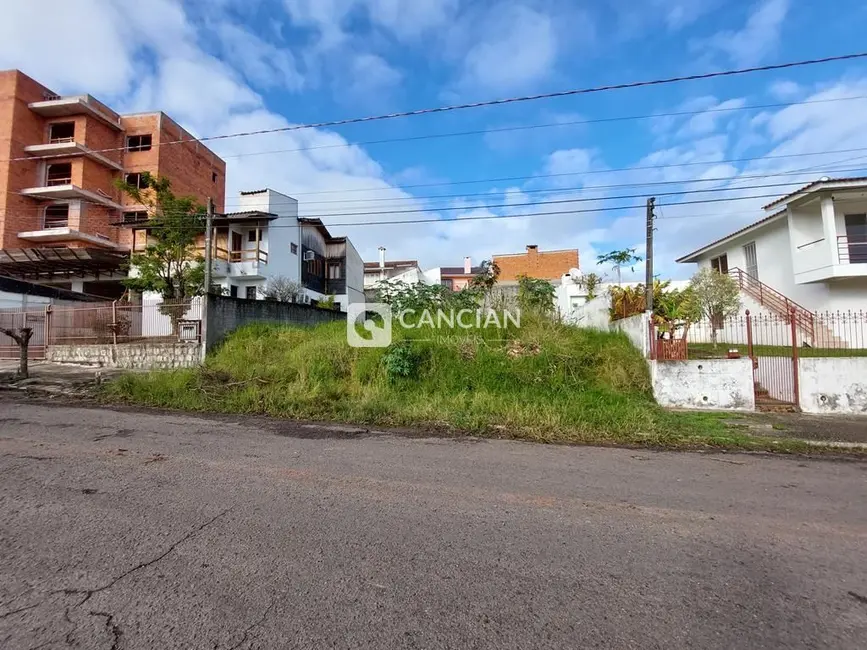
[798,357,867,414]
[203,294,345,351]
[612,313,650,358]
[650,358,755,411]
[47,343,203,369]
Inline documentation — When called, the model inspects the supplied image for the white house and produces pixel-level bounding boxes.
[204,189,363,311]
[676,177,867,346]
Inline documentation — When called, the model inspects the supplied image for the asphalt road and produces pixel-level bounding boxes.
[1,397,866,649]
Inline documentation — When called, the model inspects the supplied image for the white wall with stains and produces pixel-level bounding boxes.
[798,358,867,414]
[650,359,755,411]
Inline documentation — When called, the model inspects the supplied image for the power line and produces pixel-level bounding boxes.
[2,51,866,166]
[215,94,867,161]
[218,146,867,202]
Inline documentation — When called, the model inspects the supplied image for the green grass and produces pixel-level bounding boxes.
[688,343,867,359]
[103,316,840,452]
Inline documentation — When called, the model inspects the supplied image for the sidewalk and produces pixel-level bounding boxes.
[0,360,126,394]
[727,411,867,445]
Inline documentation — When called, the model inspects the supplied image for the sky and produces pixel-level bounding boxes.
[2,0,867,281]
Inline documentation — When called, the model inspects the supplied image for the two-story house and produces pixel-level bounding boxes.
[0,69,225,297]
[126,188,363,311]
[676,177,867,344]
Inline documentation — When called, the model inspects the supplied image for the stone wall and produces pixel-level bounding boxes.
[798,357,867,414]
[47,343,202,369]
[650,359,755,411]
[203,294,345,351]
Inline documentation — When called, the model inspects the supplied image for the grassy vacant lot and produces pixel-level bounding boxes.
[105,317,830,452]
[688,342,867,359]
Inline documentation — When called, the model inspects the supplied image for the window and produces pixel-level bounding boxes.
[710,254,729,275]
[245,286,257,300]
[440,279,454,290]
[212,172,218,183]
[229,285,238,298]
[844,214,867,264]
[122,211,148,224]
[126,134,152,152]
[327,262,342,280]
[48,122,75,143]
[290,243,298,255]
[44,204,69,229]
[743,242,758,280]
[46,162,72,186]
[125,173,148,189]
[248,230,261,243]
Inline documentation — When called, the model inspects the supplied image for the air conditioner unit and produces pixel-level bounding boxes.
[303,250,315,261]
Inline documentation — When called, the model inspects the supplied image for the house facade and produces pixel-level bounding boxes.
[676,177,867,314]
[0,69,225,296]
[493,245,579,282]
[127,189,362,312]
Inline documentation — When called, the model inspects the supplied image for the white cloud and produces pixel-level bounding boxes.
[456,4,557,93]
[698,0,789,67]
[346,53,403,99]
[769,80,801,100]
[212,23,304,91]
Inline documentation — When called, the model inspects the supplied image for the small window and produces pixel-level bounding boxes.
[247,230,261,243]
[126,134,152,152]
[44,204,69,228]
[327,262,342,280]
[229,285,238,298]
[125,173,148,189]
[46,162,72,186]
[48,122,75,143]
[245,286,257,300]
[212,172,218,183]
[122,211,148,224]
[290,243,298,255]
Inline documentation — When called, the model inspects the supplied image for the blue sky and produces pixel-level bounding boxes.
[3,0,867,280]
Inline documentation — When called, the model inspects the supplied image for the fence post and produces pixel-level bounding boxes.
[647,317,656,360]
[111,300,118,346]
[745,309,753,360]
[790,307,800,409]
[44,305,52,354]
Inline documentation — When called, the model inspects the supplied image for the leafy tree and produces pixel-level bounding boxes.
[597,248,642,285]
[516,274,555,315]
[579,272,603,300]
[117,173,205,329]
[653,287,701,340]
[263,276,305,303]
[1,327,33,379]
[375,280,477,313]
[468,259,500,293]
[689,268,741,348]
[318,294,337,310]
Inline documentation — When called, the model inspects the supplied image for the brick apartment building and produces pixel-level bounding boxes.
[0,69,225,297]
[493,245,579,282]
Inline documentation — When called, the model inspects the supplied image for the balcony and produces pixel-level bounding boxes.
[20,184,123,210]
[194,247,268,278]
[16,228,121,249]
[23,142,123,171]
[28,95,122,130]
[793,235,867,283]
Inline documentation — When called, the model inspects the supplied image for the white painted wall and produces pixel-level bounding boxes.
[0,291,51,310]
[341,238,365,309]
[238,189,300,284]
[651,359,755,411]
[798,357,867,414]
[612,312,650,358]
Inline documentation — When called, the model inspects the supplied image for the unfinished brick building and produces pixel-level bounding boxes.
[0,70,226,297]
[493,245,579,282]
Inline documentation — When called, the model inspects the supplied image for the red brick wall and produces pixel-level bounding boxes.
[0,70,54,246]
[156,114,226,212]
[493,247,579,281]
[82,118,123,167]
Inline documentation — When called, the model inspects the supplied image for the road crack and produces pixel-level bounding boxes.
[0,602,39,619]
[225,594,281,650]
[58,507,233,606]
[90,611,123,650]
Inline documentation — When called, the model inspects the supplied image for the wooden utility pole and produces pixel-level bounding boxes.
[204,197,214,293]
[645,197,656,313]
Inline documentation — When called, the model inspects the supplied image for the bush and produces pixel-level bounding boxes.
[382,340,425,383]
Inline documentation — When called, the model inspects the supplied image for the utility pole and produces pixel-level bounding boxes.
[204,197,214,294]
[645,197,656,313]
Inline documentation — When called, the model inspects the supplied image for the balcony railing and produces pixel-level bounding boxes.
[229,249,268,264]
[838,235,867,264]
[45,175,73,186]
[48,136,76,144]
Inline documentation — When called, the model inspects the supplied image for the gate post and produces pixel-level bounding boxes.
[790,307,800,408]
[44,305,52,359]
[745,310,754,360]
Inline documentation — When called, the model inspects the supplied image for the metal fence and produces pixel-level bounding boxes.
[0,308,47,359]
[47,299,203,345]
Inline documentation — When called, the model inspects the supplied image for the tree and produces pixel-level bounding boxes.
[263,276,305,303]
[653,287,701,340]
[597,249,642,286]
[579,272,603,300]
[689,268,741,348]
[117,173,205,330]
[318,294,337,310]
[1,327,33,379]
[516,274,555,315]
[468,259,500,293]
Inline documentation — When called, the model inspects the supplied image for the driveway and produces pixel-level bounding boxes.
[1,397,866,649]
